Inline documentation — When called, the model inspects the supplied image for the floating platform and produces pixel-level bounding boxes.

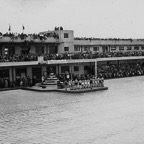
[22,85,108,93]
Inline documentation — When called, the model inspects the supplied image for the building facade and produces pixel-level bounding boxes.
[0,29,144,83]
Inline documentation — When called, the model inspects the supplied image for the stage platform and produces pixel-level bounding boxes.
[22,85,108,93]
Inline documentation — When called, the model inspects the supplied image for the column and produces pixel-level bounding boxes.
[69,64,72,74]
[42,66,47,77]
[13,67,16,82]
[46,45,49,54]
[56,65,58,75]
[27,67,32,79]
[95,61,97,78]
[44,45,47,54]
[2,45,5,54]
[9,67,13,82]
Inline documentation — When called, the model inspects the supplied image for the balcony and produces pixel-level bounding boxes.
[0,36,59,43]
[0,61,38,67]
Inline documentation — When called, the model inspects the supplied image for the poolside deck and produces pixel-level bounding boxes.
[22,85,108,93]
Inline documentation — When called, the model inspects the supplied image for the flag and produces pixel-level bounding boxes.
[8,24,11,31]
[22,25,25,30]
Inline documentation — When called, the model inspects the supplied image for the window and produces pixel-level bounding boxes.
[84,66,89,71]
[119,46,124,51]
[74,66,79,72]
[134,46,139,50]
[4,46,15,55]
[141,46,144,50]
[111,46,116,51]
[64,47,69,51]
[84,47,90,51]
[35,46,44,54]
[49,46,58,54]
[74,46,80,51]
[5,48,8,55]
[21,46,30,55]
[61,66,69,73]
[93,46,99,51]
[127,46,132,50]
[102,46,108,52]
[64,33,69,38]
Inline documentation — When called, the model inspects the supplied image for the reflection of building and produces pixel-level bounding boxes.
[1,28,144,82]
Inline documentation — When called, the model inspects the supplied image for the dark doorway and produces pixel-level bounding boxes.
[47,66,56,76]
[0,69,9,78]
[32,67,41,83]
[16,68,27,77]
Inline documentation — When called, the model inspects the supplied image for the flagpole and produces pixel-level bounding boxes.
[8,24,11,33]
[22,25,25,33]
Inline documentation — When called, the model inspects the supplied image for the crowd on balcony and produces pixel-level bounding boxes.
[97,62,144,79]
[74,37,144,42]
[0,53,38,62]
[0,51,144,62]
[0,32,59,41]
[74,37,133,41]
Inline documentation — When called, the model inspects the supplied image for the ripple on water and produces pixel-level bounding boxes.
[1,76,144,143]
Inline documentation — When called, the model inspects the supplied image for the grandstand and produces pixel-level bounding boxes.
[0,28,144,88]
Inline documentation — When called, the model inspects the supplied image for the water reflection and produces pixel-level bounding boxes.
[1,76,144,143]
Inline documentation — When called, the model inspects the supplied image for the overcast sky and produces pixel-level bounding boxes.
[0,0,144,38]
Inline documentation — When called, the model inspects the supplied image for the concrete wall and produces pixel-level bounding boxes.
[58,42,74,53]
[56,30,74,43]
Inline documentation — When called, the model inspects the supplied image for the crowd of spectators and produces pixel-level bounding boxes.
[0,53,38,62]
[0,51,144,62]
[57,76,104,90]
[57,73,93,82]
[97,62,144,79]
[74,37,144,42]
[0,61,144,89]
[54,26,63,31]
[0,32,59,41]
[0,76,37,89]
[0,78,10,88]
[15,76,32,87]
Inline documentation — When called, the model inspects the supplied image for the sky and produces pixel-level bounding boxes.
[0,0,144,38]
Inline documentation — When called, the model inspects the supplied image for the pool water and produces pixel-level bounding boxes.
[0,76,144,144]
